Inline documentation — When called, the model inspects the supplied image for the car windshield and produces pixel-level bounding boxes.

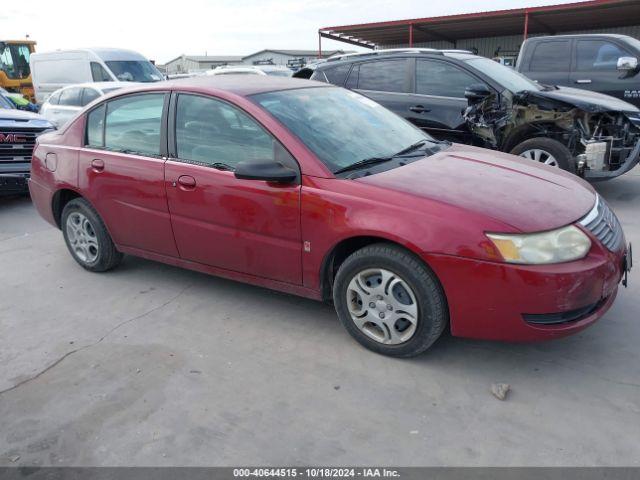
[105,60,163,82]
[0,92,15,109]
[253,87,439,173]
[465,57,544,93]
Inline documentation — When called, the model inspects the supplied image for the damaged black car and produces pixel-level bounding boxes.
[307,49,640,180]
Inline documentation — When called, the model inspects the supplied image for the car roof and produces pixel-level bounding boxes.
[316,50,478,69]
[526,33,631,41]
[129,75,329,96]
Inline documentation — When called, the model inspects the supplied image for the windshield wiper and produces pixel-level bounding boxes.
[393,139,429,156]
[211,162,234,171]
[334,156,395,175]
[334,139,439,175]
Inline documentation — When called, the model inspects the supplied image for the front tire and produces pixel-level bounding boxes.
[510,137,575,173]
[61,198,123,272]
[333,243,448,357]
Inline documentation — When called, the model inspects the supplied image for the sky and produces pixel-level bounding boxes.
[1,0,579,64]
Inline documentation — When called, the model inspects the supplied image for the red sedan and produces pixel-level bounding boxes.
[29,76,631,357]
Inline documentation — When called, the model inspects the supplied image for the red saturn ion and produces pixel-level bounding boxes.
[29,77,632,357]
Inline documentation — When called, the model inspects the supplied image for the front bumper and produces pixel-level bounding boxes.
[0,173,30,195]
[423,245,626,341]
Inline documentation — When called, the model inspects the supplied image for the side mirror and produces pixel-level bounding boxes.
[464,83,492,103]
[617,56,639,72]
[234,159,297,183]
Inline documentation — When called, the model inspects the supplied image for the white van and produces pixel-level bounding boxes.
[30,48,164,104]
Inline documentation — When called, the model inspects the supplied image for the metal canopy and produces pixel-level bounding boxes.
[318,0,640,50]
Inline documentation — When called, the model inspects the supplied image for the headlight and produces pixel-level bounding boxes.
[487,225,591,264]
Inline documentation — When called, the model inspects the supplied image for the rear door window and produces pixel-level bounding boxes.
[58,87,83,107]
[529,40,571,72]
[416,60,480,97]
[576,40,630,71]
[104,93,165,156]
[357,59,408,93]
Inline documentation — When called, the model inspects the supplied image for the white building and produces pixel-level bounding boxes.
[241,49,348,69]
[163,55,244,74]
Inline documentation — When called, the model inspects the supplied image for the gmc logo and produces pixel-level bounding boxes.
[0,133,27,143]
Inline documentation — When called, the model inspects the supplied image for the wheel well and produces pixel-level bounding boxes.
[502,123,568,153]
[320,236,410,302]
[52,189,81,228]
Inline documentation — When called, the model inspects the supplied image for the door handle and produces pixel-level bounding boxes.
[575,79,592,84]
[409,105,430,113]
[91,159,105,172]
[177,175,196,190]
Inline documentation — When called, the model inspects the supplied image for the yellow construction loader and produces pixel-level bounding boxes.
[0,40,36,101]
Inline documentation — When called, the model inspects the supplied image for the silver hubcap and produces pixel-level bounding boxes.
[346,268,419,345]
[520,148,558,167]
[66,212,99,263]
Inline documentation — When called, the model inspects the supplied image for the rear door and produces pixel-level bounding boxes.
[78,92,179,257]
[570,38,640,106]
[164,92,302,284]
[405,58,483,142]
[351,58,413,120]
[522,39,572,86]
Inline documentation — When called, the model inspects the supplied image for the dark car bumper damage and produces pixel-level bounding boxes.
[464,89,640,180]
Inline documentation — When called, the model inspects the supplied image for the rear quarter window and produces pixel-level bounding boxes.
[86,104,106,147]
[322,64,351,86]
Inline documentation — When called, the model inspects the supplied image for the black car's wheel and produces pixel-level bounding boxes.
[510,137,575,173]
[333,243,448,357]
[61,198,123,272]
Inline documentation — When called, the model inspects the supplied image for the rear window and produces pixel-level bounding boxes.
[58,87,83,107]
[357,59,407,93]
[529,41,571,72]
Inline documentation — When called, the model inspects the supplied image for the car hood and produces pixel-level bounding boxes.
[356,143,596,233]
[0,108,51,124]
[519,86,640,114]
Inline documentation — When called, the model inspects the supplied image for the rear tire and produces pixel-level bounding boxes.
[61,198,123,272]
[510,137,575,173]
[332,243,448,358]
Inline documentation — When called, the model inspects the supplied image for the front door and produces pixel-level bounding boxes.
[405,59,483,143]
[164,93,302,285]
[570,38,640,107]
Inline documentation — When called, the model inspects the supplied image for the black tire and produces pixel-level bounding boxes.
[510,137,575,173]
[61,198,123,272]
[333,243,448,358]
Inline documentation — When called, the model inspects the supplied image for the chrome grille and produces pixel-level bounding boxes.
[0,129,38,162]
[579,196,624,252]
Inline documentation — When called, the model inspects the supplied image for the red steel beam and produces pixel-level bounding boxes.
[319,0,630,32]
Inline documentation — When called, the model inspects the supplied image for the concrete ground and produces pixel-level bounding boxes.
[0,170,639,467]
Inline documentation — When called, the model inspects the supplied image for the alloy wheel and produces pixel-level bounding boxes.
[66,212,99,263]
[519,148,559,167]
